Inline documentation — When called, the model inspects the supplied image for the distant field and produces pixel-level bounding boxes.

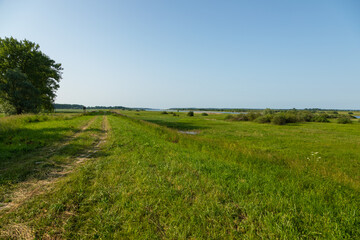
[0,111,359,239]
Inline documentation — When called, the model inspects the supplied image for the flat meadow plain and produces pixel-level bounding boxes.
[0,110,359,239]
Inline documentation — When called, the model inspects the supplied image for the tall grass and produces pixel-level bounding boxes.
[0,114,81,133]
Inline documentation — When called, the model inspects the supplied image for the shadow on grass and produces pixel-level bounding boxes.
[0,126,108,192]
[146,119,209,131]
[0,127,79,163]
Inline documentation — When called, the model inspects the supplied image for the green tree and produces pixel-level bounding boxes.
[0,37,62,114]
[0,68,40,114]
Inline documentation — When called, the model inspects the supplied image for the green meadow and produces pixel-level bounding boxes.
[0,111,359,239]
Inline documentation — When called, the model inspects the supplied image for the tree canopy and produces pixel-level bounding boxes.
[0,37,62,114]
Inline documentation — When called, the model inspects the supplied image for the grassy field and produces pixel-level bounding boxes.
[0,111,359,239]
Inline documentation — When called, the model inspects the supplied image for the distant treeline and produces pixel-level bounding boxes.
[87,106,127,110]
[87,106,151,110]
[54,104,148,111]
[53,105,359,112]
[54,104,84,109]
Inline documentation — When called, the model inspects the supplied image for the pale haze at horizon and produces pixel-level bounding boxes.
[0,0,359,109]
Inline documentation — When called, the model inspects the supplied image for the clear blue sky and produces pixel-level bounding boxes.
[1,0,359,109]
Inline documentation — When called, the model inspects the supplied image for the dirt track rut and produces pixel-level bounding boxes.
[0,116,109,213]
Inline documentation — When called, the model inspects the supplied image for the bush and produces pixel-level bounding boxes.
[247,112,262,121]
[201,113,208,116]
[313,114,330,123]
[224,114,249,121]
[187,111,194,117]
[233,114,249,121]
[337,116,352,124]
[272,115,287,125]
[161,111,168,114]
[327,114,338,119]
[297,111,315,122]
[0,100,17,115]
[255,115,272,123]
[226,110,338,125]
[283,113,298,123]
[264,108,275,115]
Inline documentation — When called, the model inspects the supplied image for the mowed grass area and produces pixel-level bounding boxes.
[0,111,359,239]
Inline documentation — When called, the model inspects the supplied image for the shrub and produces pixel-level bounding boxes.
[337,116,352,124]
[272,115,287,125]
[327,114,338,119]
[226,110,336,125]
[313,114,330,123]
[187,111,194,117]
[297,111,315,122]
[224,114,249,121]
[161,111,168,114]
[247,112,262,121]
[0,100,16,115]
[255,115,272,123]
[201,113,208,116]
[264,108,275,115]
[233,114,249,121]
[283,113,298,123]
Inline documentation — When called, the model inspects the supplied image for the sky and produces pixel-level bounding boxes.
[0,0,359,109]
